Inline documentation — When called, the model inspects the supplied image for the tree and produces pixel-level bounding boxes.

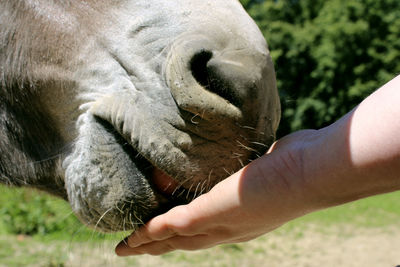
[241,0,400,136]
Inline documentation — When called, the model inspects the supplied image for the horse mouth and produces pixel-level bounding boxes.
[67,111,266,232]
[127,149,194,224]
[96,117,191,205]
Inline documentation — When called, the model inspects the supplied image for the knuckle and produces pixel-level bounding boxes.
[166,206,195,234]
[163,225,178,237]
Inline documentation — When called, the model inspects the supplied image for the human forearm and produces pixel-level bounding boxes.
[302,75,400,209]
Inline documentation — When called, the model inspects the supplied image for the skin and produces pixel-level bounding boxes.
[115,75,400,256]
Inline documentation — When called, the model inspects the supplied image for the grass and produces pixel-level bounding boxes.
[289,191,400,227]
[0,185,399,266]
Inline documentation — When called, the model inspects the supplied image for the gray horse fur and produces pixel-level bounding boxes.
[0,0,280,232]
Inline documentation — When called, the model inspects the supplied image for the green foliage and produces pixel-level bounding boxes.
[0,185,82,236]
[241,0,400,136]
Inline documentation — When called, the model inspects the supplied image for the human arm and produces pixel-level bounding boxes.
[115,75,400,256]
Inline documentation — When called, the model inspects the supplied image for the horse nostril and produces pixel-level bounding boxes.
[166,37,244,122]
[190,50,242,107]
[190,50,213,89]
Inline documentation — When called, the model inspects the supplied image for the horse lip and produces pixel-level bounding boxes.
[151,167,180,197]
[146,160,196,205]
[132,146,191,203]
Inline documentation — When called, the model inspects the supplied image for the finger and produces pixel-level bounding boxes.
[124,218,176,248]
[125,205,197,248]
[116,233,220,256]
[115,240,176,256]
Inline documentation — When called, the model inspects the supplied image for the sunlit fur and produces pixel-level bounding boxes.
[0,0,280,232]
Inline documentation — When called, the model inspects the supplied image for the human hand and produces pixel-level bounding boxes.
[115,130,317,256]
[115,75,400,256]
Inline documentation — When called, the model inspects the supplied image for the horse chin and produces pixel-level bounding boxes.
[63,115,192,232]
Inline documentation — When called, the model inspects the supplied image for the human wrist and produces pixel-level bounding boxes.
[282,129,326,215]
[249,130,322,222]
[298,127,340,211]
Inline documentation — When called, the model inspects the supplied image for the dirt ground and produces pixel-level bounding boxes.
[1,224,399,267]
[62,225,400,267]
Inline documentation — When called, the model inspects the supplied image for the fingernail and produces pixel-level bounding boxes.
[115,241,129,257]
[126,234,142,248]
[127,240,141,248]
[115,239,141,257]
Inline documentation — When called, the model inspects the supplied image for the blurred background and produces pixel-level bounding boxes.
[1,0,399,266]
[241,0,400,137]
